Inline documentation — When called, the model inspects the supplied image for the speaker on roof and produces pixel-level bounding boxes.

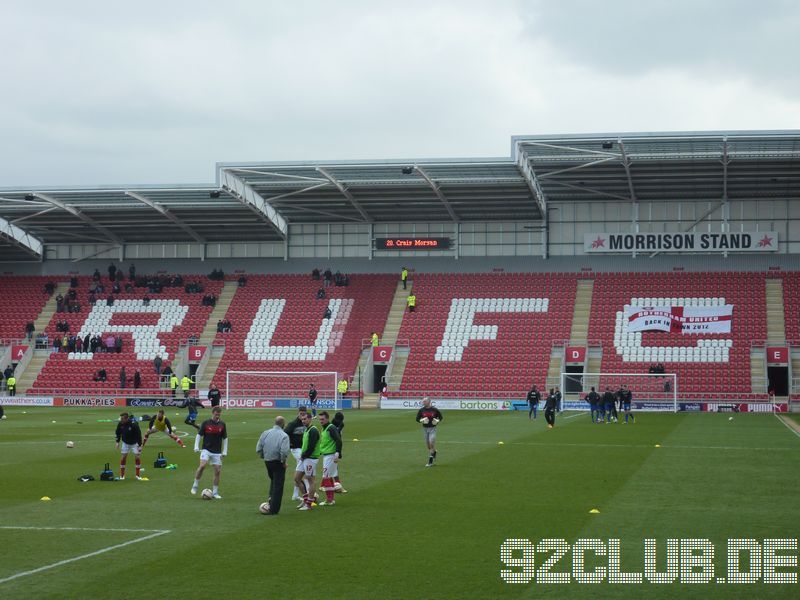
[209,190,221,198]
[401,166,414,175]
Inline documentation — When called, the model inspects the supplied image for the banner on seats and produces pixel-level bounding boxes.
[624,305,733,334]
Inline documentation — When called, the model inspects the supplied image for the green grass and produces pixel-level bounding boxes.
[0,407,799,599]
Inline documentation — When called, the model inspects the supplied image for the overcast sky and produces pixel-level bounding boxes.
[1,0,798,187]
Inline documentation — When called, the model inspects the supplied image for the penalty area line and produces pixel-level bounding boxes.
[0,527,170,585]
[774,414,800,440]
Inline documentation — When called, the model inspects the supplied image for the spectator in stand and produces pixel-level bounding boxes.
[323,307,332,320]
[92,269,101,282]
[112,281,121,294]
[70,276,78,288]
[61,335,68,353]
[105,335,115,353]
[119,366,127,389]
[223,320,232,332]
[238,275,247,287]
[323,268,332,287]
[94,369,107,382]
[316,287,325,299]
[407,291,416,312]
[154,355,162,375]
[25,321,35,340]
[217,320,224,333]
[124,282,133,293]
[128,263,136,281]
[115,335,123,354]
[142,295,150,306]
[334,271,343,286]
[55,294,64,312]
[4,365,13,380]
[89,293,97,305]
[133,370,141,389]
[106,295,114,306]
[44,281,55,296]
[401,266,408,290]
[75,336,83,353]
[108,263,117,281]
[311,267,320,280]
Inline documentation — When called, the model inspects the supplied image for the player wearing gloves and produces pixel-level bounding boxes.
[415,397,443,467]
[191,406,228,499]
[141,409,185,449]
[115,412,143,480]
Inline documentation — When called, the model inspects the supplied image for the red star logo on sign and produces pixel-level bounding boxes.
[757,235,773,247]
[591,236,605,249]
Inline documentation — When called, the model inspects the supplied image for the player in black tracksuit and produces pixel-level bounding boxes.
[544,389,557,428]
[527,386,541,420]
[285,407,308,501]
[602,388,615,423]
[308,384,318,418]
[416,398,443,466]
[586,387,601,423]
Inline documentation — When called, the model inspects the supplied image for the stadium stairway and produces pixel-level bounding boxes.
[193,281,239,390]
[750,346,767,395]
[568,279,593,344]
[16,282,72,394]
[350,280,409,396]
[32,282,71,338]
[765,279,786,343]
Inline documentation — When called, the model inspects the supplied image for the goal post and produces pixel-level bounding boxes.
[559,371,678,413]
[224,371,340,410]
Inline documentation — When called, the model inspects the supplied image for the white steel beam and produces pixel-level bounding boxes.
[0,216,43,257]
[219,171,288,237]
[315,168,372,222]
[125,191,206,244]
[33,192,123,245]
[414,166,459,222]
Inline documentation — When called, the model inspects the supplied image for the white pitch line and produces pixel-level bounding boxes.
[774,414,800,439]
[0,527,170,585]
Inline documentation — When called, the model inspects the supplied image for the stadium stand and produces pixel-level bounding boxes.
[589,271,767,400]
[0,276,56,340]
[29,275,223,394]
[396,273,578,397]
[210,274,396,395]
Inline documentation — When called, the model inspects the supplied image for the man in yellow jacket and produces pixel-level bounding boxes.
[170,374,179,398]
[181,375,192,400]
[407,292,416,313]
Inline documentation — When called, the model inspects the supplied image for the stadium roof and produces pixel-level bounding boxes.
[1,130,799,261]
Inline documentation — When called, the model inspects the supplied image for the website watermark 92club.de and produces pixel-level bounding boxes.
[501,538,797,585]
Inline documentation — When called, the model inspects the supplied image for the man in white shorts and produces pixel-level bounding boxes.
[294,411,320,510]
[191,406,228,499]
[115,412,143,480]
[318,411,343,506]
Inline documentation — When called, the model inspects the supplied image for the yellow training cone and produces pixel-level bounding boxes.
[498,441,505,445]
[654,444,661,448]
[589,508,600,514]
[352,438,359,442]
[141,477,149,481]
[40,496,51,501]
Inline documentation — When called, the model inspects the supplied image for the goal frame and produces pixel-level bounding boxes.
[559,371,678,413]
[224,370,340,409]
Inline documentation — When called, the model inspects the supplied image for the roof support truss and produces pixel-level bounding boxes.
[219,170,288,237]
[414,166,459,222]
[514,142,548,217]
[315,168,372,222]
[0,216,43,257]
[125,191,206,244]
[33,192,123,246]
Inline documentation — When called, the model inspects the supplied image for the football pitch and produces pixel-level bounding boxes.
[0,407,798,599]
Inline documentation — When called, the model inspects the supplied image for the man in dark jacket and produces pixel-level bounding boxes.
[586,387,601,423]
[527,385,541,420]
[285,406,308,502]
[115,412,143,480]
[544,389,558,429]
[416,397,443,467]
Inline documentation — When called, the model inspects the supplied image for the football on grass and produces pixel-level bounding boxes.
[259,502,271,514]
[201,488,214,500]
[66,441,74,448]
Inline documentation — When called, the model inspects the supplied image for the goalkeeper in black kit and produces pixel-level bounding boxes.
[416,397,443,467]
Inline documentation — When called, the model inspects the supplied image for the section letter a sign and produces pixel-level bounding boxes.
[565,346,586,364]
[11,345,29,361]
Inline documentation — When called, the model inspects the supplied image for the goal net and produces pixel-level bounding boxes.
[559,371,678,412]
[224,371,340,410]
